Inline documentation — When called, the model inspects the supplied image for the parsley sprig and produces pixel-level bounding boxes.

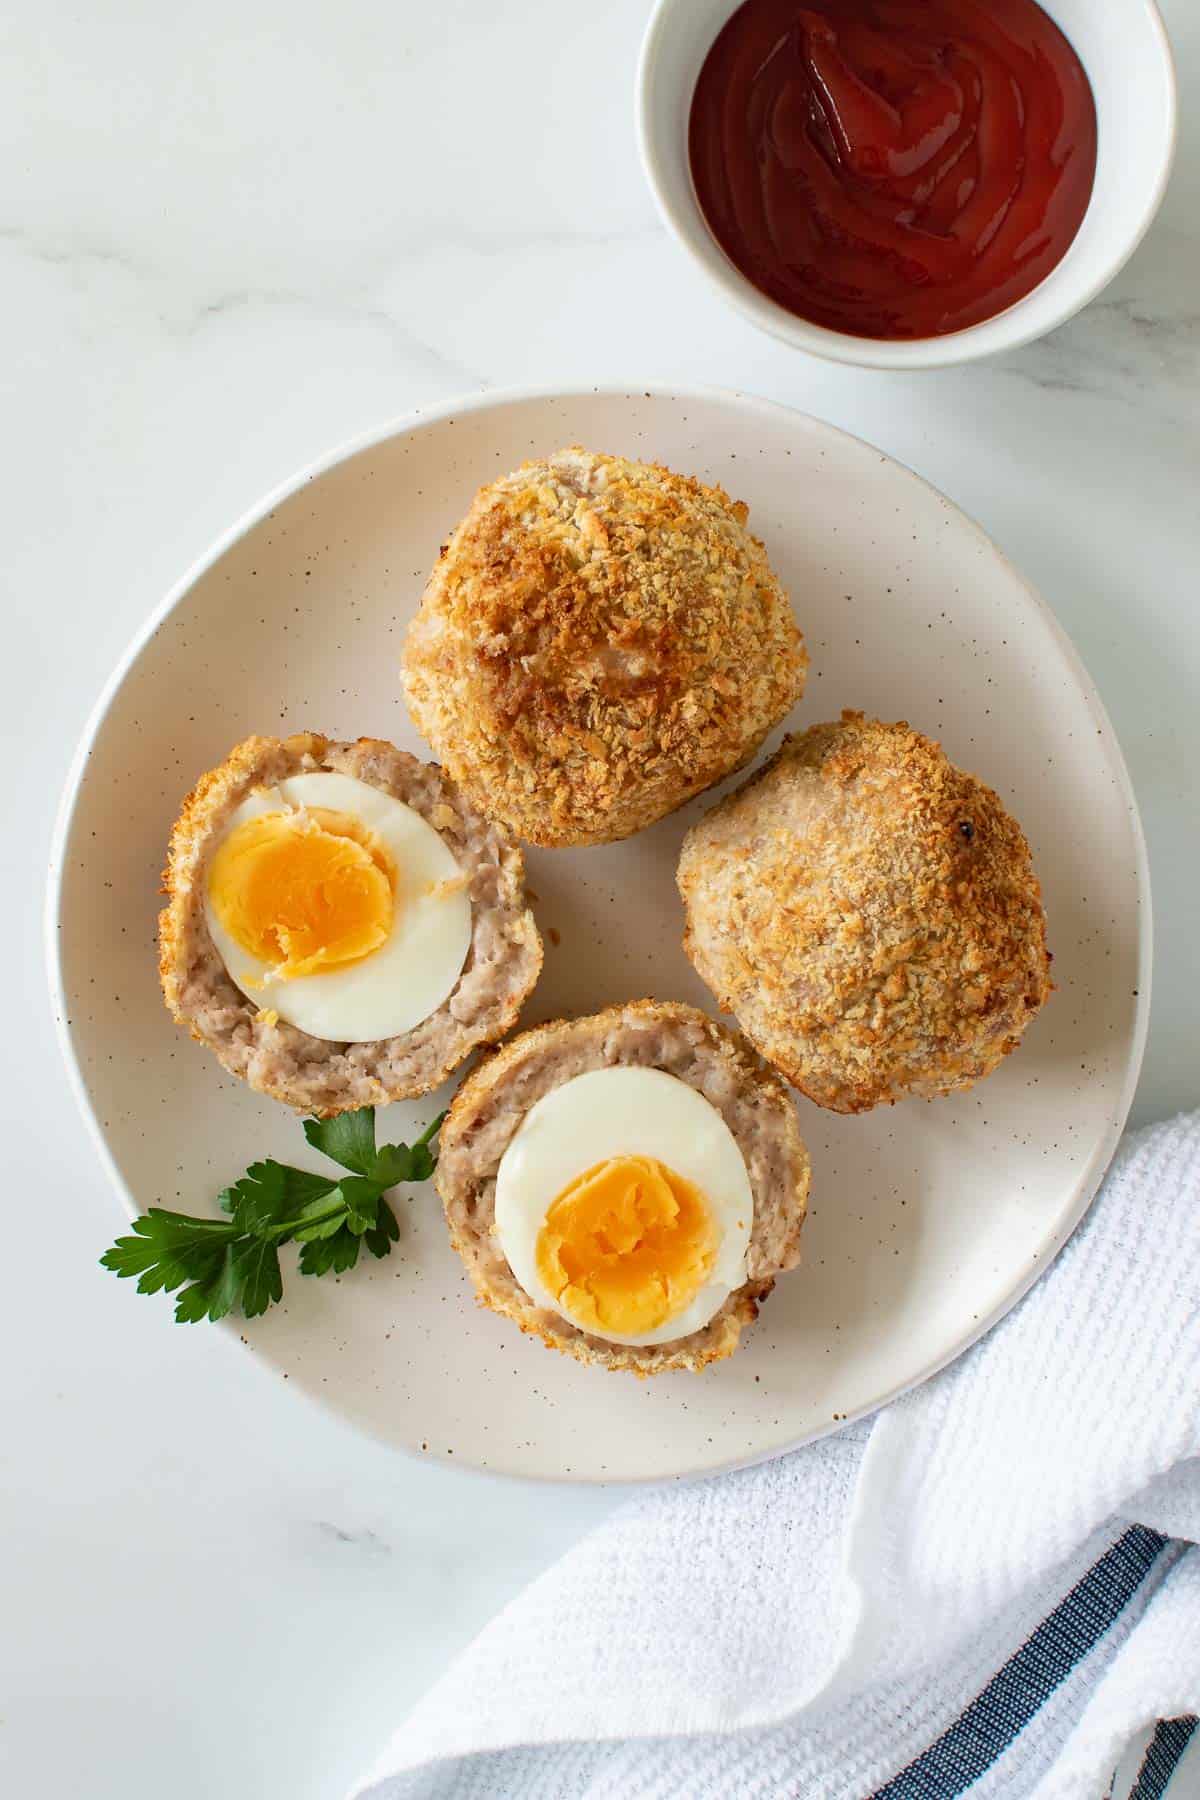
[100,1108,443,1324]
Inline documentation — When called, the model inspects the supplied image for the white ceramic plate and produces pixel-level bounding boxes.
[48,385,1150,1484]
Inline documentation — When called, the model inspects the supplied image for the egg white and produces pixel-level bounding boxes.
[494,1066,753,1347]
[204,771,472,1042]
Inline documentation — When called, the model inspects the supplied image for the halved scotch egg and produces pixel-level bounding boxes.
[159,733,542,1114]
[436,1001,811,1374]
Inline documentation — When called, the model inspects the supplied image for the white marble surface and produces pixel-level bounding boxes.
[4,3,1198,1796]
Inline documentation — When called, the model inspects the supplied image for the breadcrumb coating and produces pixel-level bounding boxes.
[678,713,1052,1112]
[436,1001,811,1374]
[402,447,807,847]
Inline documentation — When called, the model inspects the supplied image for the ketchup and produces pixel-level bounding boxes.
[688,0,1097,340]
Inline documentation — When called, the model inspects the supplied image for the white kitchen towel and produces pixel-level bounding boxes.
[353,1111,1200,1800]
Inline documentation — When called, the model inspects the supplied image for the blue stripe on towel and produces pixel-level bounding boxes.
[870,1525,1169,1800]
[1129,1716,1199,1800]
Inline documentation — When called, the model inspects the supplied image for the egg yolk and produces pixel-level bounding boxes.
[535,1155,717,1336]
[209,807,395,979]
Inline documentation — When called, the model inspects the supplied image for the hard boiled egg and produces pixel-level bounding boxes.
[494,1066,753,1346]
[205,771,471,1041]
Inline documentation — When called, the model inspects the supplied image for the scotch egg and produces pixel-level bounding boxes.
[678,713,1052,1112]
[402,447,807,847]
[436,1001,811,1374]
[159,733,542,1114]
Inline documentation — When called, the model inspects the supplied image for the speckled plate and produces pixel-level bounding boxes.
[47,385,1150,1483]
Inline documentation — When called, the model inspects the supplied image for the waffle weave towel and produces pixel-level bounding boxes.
[353,1111,1200,1800]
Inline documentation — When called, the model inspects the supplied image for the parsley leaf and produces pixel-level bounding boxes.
[175,1268,237,1324]
[101,1107,440,1324]
[304,1108,445,1188]
[222,1161,340,1235]
[363,1196,401,1260]
[231,1237,284,1318]
[100,1211,237,1293]
[302,1109,378,1177]
[297,1228,363,1279]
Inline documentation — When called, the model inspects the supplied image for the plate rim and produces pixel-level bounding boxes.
[45,380,1153,1484]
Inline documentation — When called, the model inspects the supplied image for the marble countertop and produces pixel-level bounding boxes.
[5,3,1198,1795]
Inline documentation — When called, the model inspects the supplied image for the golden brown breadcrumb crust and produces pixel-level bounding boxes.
[436,1000,811,1375]
[159,732,542,1114]
[402,447,807,847]
[678,713,1053,1113]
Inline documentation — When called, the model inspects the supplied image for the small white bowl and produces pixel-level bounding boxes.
[637,0,1177,370]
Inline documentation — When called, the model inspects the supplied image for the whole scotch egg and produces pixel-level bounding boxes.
[678,712,1052,1112]
[402,447,807,848]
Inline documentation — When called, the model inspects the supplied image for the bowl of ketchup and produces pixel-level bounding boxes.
[637,0,1176,366]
